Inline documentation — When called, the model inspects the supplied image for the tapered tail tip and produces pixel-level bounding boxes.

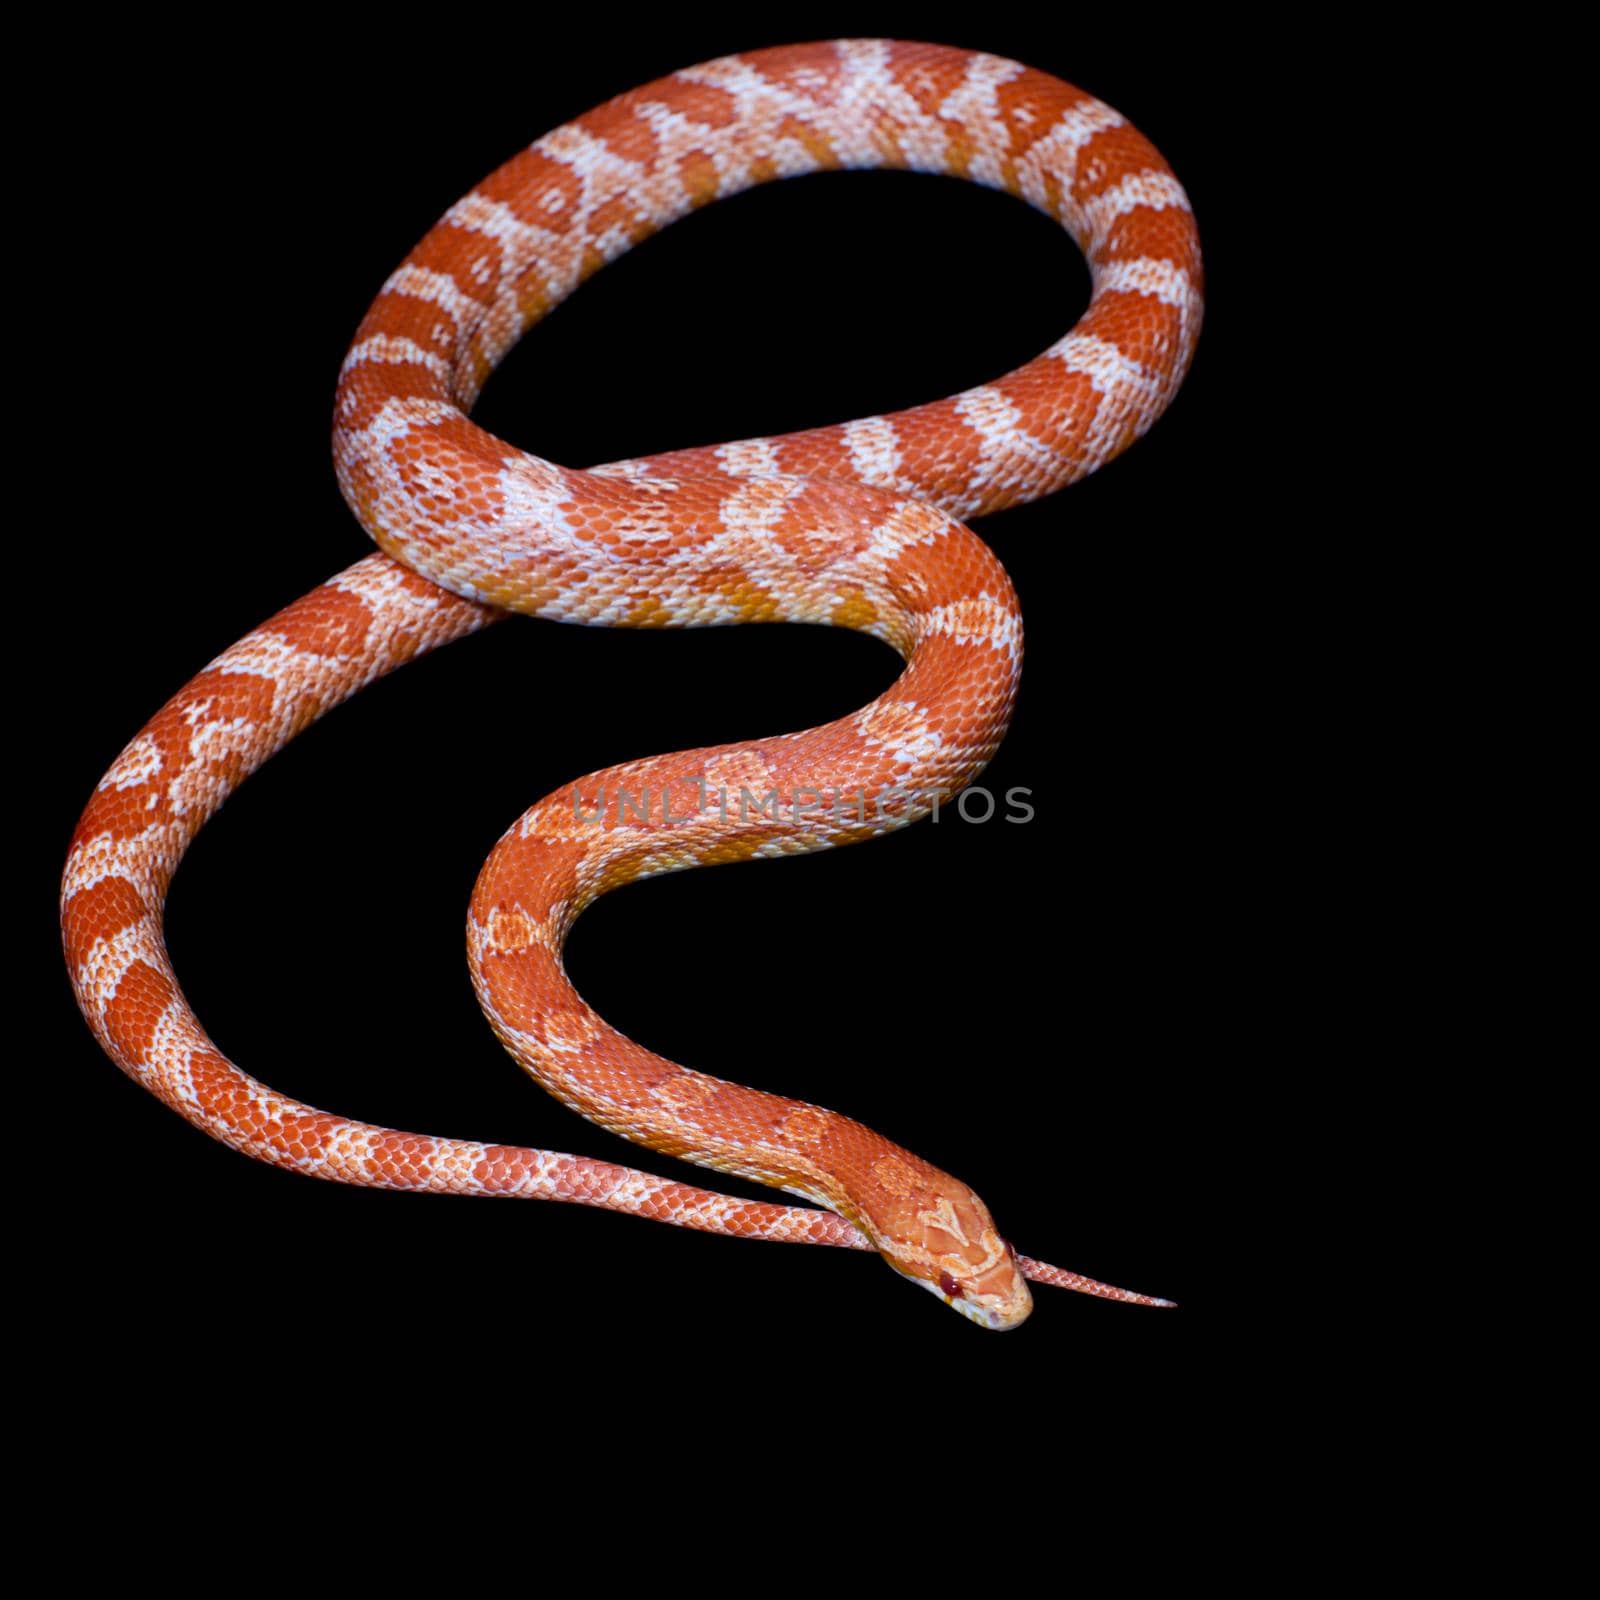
[1016,1251,1177,1308]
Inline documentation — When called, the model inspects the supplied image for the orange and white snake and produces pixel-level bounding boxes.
[61,40,1201,1329]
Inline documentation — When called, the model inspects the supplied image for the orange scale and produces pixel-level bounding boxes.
[62,875,147,951]
[400,223,503,308]
[1072,126,1172,204]
[676,151,721,209]
[345,360,445,412]
[586,96,665,169]
[1083,291,1189,373]
[1097,205,1205,280]
[365,290,460,352]
[275,1108,340,1163]
[475,149,585,234]
[104,958,178,1063]
[367,1130,440,1188]
[271,586,374,659]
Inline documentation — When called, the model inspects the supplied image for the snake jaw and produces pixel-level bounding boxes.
[951,1276,1034,1331]
[890,1256,1034,1330]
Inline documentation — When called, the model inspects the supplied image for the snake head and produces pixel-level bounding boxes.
[872,1171,1034,1330]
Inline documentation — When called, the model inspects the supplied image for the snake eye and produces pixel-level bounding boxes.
[939,1270,964,1299]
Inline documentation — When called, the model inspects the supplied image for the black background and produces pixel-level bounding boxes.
[42,11,1306,1437]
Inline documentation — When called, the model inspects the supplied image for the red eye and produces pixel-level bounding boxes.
[939,1270,964,1299]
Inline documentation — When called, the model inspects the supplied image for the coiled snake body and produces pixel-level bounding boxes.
[62,41,1201,1329]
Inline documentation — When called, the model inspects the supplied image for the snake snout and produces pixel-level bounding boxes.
[954,1253,1035,1330]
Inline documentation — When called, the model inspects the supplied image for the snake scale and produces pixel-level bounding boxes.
[61,40,1202,1328]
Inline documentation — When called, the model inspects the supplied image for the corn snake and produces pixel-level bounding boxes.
[61,39,1201,1328]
